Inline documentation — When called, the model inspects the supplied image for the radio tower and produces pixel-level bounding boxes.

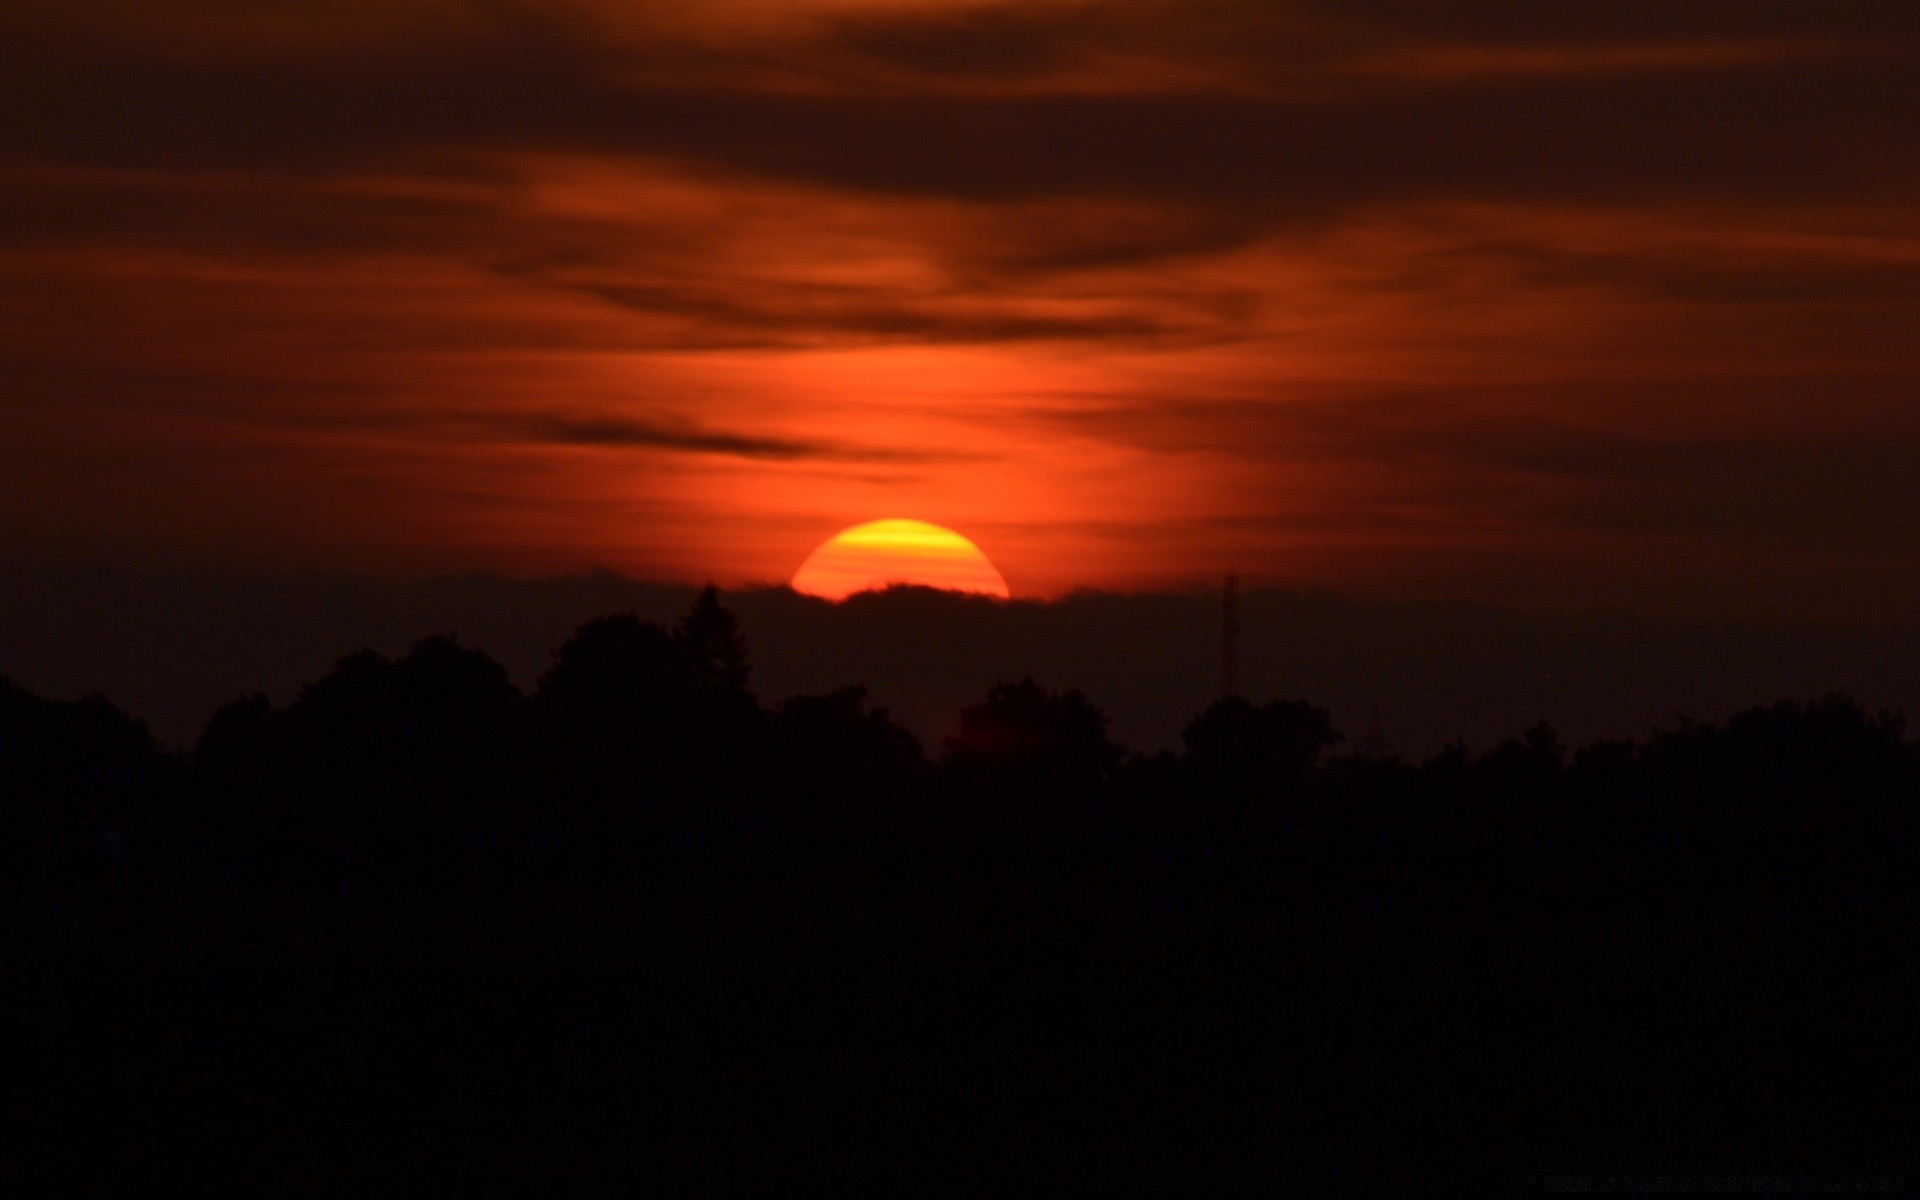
[1221,569,1240,698]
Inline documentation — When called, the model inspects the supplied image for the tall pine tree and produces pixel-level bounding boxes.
[676,585,750,696]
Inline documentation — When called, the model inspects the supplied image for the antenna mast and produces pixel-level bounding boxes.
[1221,569,1240,698]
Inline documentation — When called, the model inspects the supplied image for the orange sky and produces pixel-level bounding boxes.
[4,1,1920,621]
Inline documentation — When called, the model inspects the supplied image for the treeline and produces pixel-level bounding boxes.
[7,589,1917,1187]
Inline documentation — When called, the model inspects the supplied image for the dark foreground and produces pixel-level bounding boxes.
[8,593,1915,1188]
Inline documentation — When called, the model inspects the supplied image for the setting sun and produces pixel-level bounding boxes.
[790,519,1011,601]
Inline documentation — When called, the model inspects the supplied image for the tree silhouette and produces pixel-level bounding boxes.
[943,676,1120,792]
[1180,695,1342,797]
[527,597,768,885]
[6,595,1920,1189]
[226,637,528,887]
[1476,720,1565,800]
[1,675,165,889]
[536,613,696,722]
[678,583,751,696]
[776,685,925,799]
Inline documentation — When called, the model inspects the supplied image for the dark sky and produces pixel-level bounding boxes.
[4,1,1920,621]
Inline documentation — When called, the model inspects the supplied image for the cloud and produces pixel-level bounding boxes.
[528,414,973,463]
[4,1,1915,215]
[3,0,1920,619]
[573,281,1198,347]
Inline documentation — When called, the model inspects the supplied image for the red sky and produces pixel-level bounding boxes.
[4,1,1919,621]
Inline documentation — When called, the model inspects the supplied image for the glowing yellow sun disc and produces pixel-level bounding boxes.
[790,519,1011,601]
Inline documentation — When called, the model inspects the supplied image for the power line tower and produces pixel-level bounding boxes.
[1363,703,1389,759]
[1221,569,1240,698]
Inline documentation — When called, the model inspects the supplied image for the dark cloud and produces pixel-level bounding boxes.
[1302,0,1920,43]
[825,6,1080,81]
[529,415,969,463]
[0,166,508,255]
[575,282,1203,347]
[1462,427,1920,549]
[1423,239,1920,306]
[3,3,1915,216]
[1021,374,1920,560]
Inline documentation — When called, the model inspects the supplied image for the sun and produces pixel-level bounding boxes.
[790,519,1011,601]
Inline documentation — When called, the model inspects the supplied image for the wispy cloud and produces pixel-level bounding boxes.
[528,414,978,463]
